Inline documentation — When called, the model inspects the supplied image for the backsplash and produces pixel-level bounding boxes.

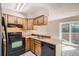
[27,25,49,35]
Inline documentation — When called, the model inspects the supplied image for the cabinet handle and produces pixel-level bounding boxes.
[49,46,55,49]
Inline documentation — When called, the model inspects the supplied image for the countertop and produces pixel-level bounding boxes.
[25,35,61,45]
[25,35,62,56]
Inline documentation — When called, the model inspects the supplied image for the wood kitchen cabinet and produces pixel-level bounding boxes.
[25,38,55,56]
[7,15,16,24]
[34,40,41,56]
[25,38,31,51]
[37,15,44,25]
[29,39,41,56]
[30,39,35,53]
[33,15,47,25]
[25,38,41,55]
[2,14,34,30]
[22,19,28,30]
[21,18,33,30]
[43,16,48,25]
[16,17,23,25]
[33,18,38,25]
[27,19,34,30]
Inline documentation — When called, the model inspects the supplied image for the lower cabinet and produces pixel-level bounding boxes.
[25,38,31,51]
[28,39,41,56]
[25,38,56,56]
[30,39,35,53]
[34,40,41,56]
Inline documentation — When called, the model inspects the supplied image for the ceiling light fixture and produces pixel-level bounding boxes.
[20,3,26,11]
[15,3,22,11]
[15,3,26,12]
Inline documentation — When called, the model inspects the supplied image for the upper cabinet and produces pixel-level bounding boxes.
[16,17,23,25]
[22,18,34,30]
[43,16,48,25]
[7,15,16,24]
[22,19,28,30]
[2,14,47,31]
[33,15,48,25]
[27,18,34,30]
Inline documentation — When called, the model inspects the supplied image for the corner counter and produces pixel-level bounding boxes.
[25,35,61,56]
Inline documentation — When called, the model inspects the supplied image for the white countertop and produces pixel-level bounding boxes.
[25,35,61,45]
[25,35,62,56]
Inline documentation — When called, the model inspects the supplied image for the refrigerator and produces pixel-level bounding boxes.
[0,3,2,56]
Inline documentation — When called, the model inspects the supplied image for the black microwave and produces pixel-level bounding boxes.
[7,24,23,28]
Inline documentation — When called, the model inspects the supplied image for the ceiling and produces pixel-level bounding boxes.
[1,3,79,21]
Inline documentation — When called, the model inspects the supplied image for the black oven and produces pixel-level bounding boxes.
[7,32,25,56]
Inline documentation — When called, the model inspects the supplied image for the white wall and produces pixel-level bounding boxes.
[48,4,79,21]
[25,25,48,35]
[26,15,79,40]
[46,15,79,39]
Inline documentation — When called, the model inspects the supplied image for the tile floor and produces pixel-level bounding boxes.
[62,44,79,56]
[20,51,35,56]
[20,44,79,56]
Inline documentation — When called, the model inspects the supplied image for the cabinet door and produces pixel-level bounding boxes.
[43,16,47,25]
[25,38,30,51]
[33,19,38,25]
[16,17,23,25]
[35,40,41,56]
[30,39,35,53]
[33,15,47,25]
[37,16,44,25]
[27,19,33,30]
[7,15,16,24]
[23,19,28,30]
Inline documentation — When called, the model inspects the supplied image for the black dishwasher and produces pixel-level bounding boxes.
[41,42,56,56]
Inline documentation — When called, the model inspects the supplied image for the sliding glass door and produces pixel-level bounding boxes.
[60,21,79,45]
[61,24,70,43]
[71,23,79,45]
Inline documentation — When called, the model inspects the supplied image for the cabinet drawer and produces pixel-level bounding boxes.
[34,40,41,44]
